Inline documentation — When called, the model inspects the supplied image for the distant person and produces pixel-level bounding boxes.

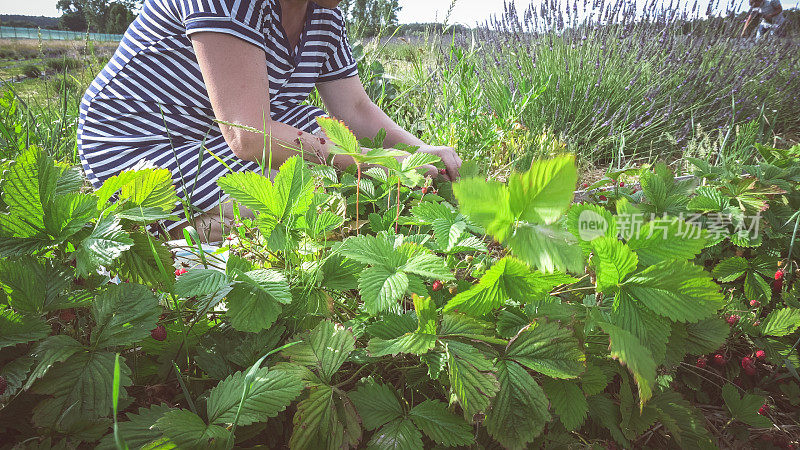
[77,0,461,242]
[742,0,786,39]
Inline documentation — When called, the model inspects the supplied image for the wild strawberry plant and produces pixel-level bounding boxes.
[0,126,799,448]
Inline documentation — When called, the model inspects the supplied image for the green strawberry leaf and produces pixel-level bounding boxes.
[283,321,355,384]
[445,257,569,316]
[620,260,724,323]
[508,155,577,225]
[74,215,134,277]
[155,409,230,448]
[592,237,638,293]
[368,417,422,450]
[453,177,514,242]
[289,384,361,450]
[626,216,706,265]
[368,296,438,356]
[207,367,303,426]
[32,351,132,427]
[359,266,409,315]
[446,341,499,418]
[601,322,656,408]
[0,256,72,315]
[317,117,361,154]
[485,359,550,448]
[761,308,800,337]
[174,269,229,298]
[721,383,772,428]
[408,399,474,446]
[91,284,161,348]
[349,380,403,431]
[712,257,749,282]
[97,403,172,450]
[566,203,617,254]
[506,223,585,274]
[541,378,588,431]
[0,307,50,349]
[217,171,277,214]
[505,321,585,379]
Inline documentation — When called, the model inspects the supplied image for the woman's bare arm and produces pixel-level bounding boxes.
[190,32,336,167]
[317,76,425,148]
[317,76,462,180]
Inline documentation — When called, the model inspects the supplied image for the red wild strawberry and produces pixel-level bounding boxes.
[421,187,429,195]
[0,375,6,396]
[755,350,766,360]
[582,183,589,188]
[750,299,761,307]
[297,131,303,136]
[696,357,707,368]
[432,280,443,291]
[175,268,188,276]
[319,138,326,145]
[59,308,76,322]
[599,195,608,201]
[619,181,625,187]
[713,354,726,366]
[151,325,167,341]
[741,356,754,369]
[758,404,770,415]
[775,270,785,281]
[726,315,740,325]
[438,168,447,175]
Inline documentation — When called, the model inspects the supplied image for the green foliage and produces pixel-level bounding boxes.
[454,155,583,273]
[338,234,451,314]
[760,308,800,337]
[485,359,550,448]
[350,380,473,447]
[1,144,798,449]
[721,383,772,428]
[506,321,585,379]
[206,367,303,426]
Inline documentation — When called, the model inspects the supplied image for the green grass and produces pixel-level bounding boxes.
[1,9,799,174]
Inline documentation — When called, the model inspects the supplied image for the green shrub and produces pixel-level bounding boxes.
[21,64,41,79]
[46,57,82,72]
[0,47,17,59]
[55,77,79,96]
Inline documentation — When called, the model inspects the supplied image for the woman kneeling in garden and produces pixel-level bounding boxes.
[78,0,462,241]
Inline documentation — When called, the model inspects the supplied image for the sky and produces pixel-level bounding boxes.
[5,0,800,23]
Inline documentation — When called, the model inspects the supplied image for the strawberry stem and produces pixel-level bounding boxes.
[356,163,362,236]
[395,177,401,233]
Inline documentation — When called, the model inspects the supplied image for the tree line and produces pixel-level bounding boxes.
[10,0,462,37]
[57,0,137,34]
[52,0,403,36]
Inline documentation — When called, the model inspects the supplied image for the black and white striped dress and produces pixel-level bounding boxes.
[77,0,358,231]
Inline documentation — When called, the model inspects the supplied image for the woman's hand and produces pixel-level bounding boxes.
[416,146,462,181]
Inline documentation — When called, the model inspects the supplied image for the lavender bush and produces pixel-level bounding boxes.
[375,0,800,169]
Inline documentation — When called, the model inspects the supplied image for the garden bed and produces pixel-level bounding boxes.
[1,117,798,448]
